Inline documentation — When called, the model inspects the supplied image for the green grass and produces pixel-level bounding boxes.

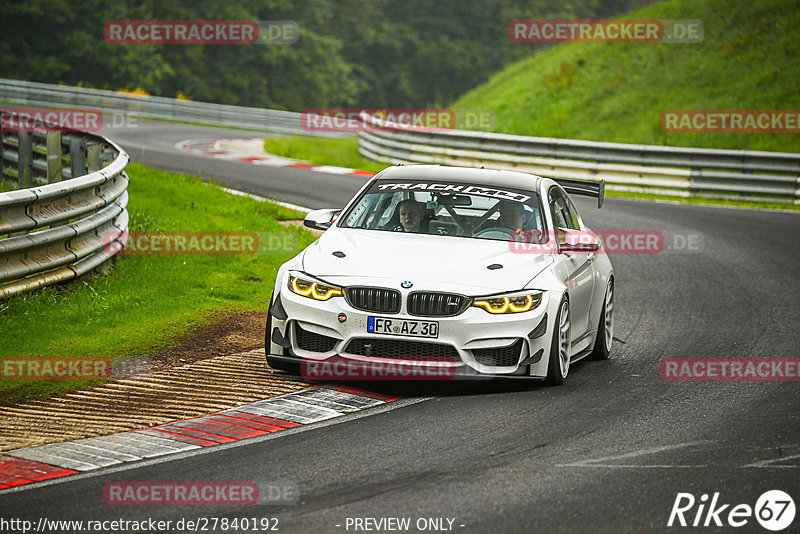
[0,162,316,406]
[0,179,19,193]
[263,135,386,174]
[453,0,800,153]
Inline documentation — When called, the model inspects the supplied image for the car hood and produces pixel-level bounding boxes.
[300,228,553,294]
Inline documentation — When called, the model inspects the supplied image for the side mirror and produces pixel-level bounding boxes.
[304,208,340,231]
[557,228,600,253]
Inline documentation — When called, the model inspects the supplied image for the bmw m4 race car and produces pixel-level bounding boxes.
[266,165,613,384]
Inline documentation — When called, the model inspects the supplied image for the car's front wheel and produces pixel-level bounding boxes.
[544,297,570,386]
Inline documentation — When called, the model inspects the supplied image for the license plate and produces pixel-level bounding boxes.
[367,316,439,338]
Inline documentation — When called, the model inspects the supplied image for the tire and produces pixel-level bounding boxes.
[589,279,614,360]
[544,297,571,386]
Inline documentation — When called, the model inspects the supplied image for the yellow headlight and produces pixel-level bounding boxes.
[289,276,343,301]
[473,297,509,313]
[473,293,541,314]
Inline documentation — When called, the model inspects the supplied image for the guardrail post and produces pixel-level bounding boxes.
[48,131,70,228]
[17,131,33,188]
[46,131,62,183]
[796,176,800,205]
[98,146,116,169]
[69,136,87,177]
[87,142,101,172]
[0,123,4,182]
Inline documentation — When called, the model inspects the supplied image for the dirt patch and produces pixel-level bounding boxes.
[149,310,267,370]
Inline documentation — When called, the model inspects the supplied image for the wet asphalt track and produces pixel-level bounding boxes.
[2,122,798,533]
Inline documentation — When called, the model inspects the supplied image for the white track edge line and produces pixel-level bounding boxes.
[219,186,313,213]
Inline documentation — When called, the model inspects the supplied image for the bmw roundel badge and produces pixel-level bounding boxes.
[401,281,413,288]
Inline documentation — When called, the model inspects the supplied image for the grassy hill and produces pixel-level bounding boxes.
[453,0,799,153]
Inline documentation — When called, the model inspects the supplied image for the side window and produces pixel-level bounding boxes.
[547,188,562,245]
[548,187,580,230]
[554,201,567,228]
[563,195,581,230]
[548,187,580,244]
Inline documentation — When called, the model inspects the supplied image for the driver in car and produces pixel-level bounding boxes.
[497,201,542,243]
[394,199,426,233]
[498,201,525,232]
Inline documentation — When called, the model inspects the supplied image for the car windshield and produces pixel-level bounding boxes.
[339,179,547,242]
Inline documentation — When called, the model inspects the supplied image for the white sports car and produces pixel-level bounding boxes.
[265,165,613,384]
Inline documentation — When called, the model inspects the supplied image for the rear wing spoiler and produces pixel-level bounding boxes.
[554,178,605,209]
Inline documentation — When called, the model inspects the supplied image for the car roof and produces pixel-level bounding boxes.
[374,164,547,192]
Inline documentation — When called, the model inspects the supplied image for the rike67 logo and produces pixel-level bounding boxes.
[668,490,795,531]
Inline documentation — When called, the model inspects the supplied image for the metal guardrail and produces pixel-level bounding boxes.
[0,78,349,137]
[358,113,800,205]
[4,79,796,204]
[0,110,129,298]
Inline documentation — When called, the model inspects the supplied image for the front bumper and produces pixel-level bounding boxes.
[267,284,557,379]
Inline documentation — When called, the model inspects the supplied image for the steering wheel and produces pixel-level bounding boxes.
[471,227,517,239]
